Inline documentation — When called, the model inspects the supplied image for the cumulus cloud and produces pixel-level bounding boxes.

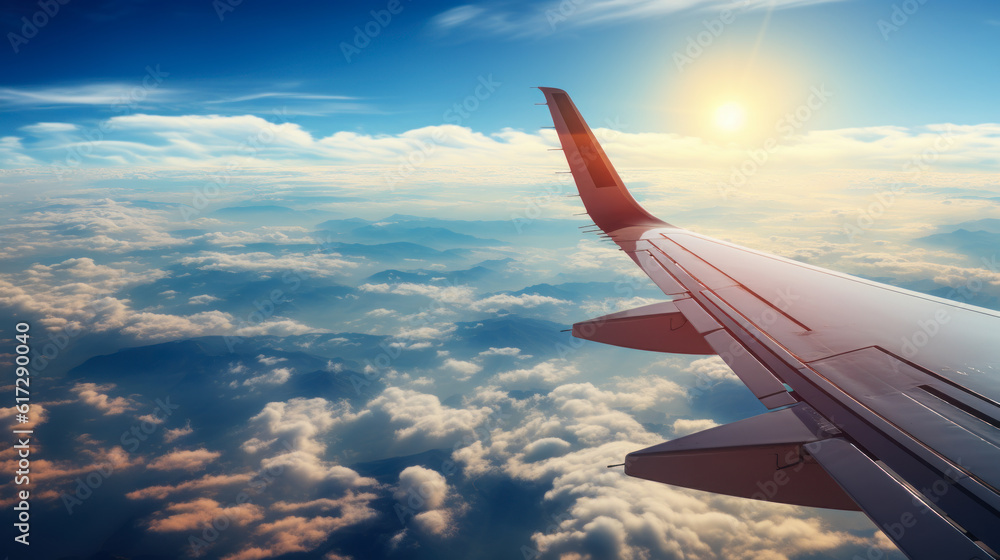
[243,397,362,456]
[261,452,377,486]
[163,420,194,443]
[672,418,720,436]
[179,251,357,278]
[147,448,221,471]
[494,360,580,389]
[224,509,377,560]
[684,356,740,384]
[478,346,523,357]
[395,466,449,510]
[257,355,287,365]
[441,358,482,380]
[126,473,255,500]
[71,382,136,415]
[0,442,141,506]
[359,282,475,305]
[0,257,164,332]
[0,401,51,431]
[194,230,311,247]
[121,309,235,340]
[448,383,873,560]
[147,498,264,532]
[366,388,494,447]
[188,294,221,304]
[0,254,323,341]
[243,367,293,387]
[394,323,456,341]
[394,466,460,537]
[469,293,568,312]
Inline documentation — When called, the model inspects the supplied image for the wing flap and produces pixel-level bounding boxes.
[632,250,688,295]
[572,301,714,355]
[625,405,858,510]
[807,438,995,560]
[703,329,797,409]
[810,348,1000,496]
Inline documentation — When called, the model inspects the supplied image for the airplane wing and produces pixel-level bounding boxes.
[537,87,1000,560]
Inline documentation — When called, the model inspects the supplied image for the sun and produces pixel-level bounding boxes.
[714,102,746,132]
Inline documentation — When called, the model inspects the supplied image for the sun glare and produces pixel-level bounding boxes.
[714,102,746,132]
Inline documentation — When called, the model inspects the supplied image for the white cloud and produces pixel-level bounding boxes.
[179,251,357,277]
[147,448,221,471]
[429,0,850,38]
[494,360,579,389]
[442,358,482,380]
[478,346,523,357]
[126,473,255,500]
[0,198,188,254]
[448,380,875,560]
[684,356,740,385]
[469,292,568,312]
[672,417,720,436]
[395,465,449,510]
[359,282,475,305]
[71,382,136,415]
[193,230,311,247]
[257,355,288,365]
[243,367,293,387]
[244,397,362,457]
[223,507,377,560]
[0,83,180,107]
[20,122,78,133]
[366,388,493,446]
[163,420,194,443]
[260,452,376,485]
[147,498,263,532]
[394,466,461,538]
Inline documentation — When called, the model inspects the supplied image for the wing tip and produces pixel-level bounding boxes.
[537,87,671,234]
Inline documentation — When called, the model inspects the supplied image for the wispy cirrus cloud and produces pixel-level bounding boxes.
[0,83,182,108]
[0,82,373,117]
[429,0,848,38]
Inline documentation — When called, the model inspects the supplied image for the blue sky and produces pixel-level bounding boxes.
[3,0,1000,143]
[4,2,1000,560]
